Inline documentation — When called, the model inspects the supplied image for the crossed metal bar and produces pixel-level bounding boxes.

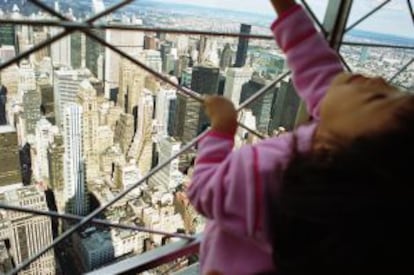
[1,0,413,273]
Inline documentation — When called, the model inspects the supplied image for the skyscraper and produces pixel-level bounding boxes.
[0,85,7,125]
[160,42,173,73]
[191,64,220,132]
[220,43,233,71]
[0,23,15,47]
[240,76,277,134]
[174,94,201,144]
[234,24,251,68]
[0,126,21,186]
[85,30,105,79]
[1,186,56,274]
[149,137,182,190]
[50,27,71,68]
[269,79,301,132]
[77,80,100,183]
[223,67,253,106]
[47,134,65,211]
[128,90,154,175]
[114,113,135,155]
[104,18,144,98]
[118,57,145,115]
[34,118,57,183]
[155,88,177,139]
[22,88,41,135]
[63,104,88,215]
[53,68,92,127]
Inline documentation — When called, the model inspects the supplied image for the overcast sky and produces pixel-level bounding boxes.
[154,0,413,38]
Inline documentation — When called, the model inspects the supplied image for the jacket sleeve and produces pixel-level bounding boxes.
[271,4,344,120]
[187,130,292,239]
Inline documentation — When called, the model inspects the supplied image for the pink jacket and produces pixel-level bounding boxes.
[188,5,343,274]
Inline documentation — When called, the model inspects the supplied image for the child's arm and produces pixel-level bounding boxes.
[188,97,267,237]
[270,1,344,120]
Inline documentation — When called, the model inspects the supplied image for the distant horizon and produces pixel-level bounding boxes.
[144,0,414,39]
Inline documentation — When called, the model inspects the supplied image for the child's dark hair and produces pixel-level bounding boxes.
[267,101,414,275]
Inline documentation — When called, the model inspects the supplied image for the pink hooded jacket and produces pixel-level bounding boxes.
[188,5,343,274]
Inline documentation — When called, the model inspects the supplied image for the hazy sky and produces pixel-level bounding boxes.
[154,0,414,38]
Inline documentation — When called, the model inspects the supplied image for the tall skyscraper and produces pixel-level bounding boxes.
[18,60,36,100]
[269,79,301,132]
[144,35,157,50]
[0,186,56,274]
[234,24,251,68]
[0,23,16,47]
[224,67,253,106]
[77,80,100,183]
[191,64,220,132]
[47,134,65,211]
[114,113,135,154]
[53,68,92,127]
[141,50,162,73]
[240,76,277,134]
[160,42,173,73]
[155,88,177,139]
[32,30,49,63]
[34,118,57,183]
[118,58,145,115]
[0,126,21,186]
[220,43,233,71]
[174,94,201,144]
[128,90,154,175]
[22,88,41,135]
[149,138,182,190]
[104,18,144,98]
[63,104,88,215]
[50,27,71,68]
[85,30,105,78]
[38,76,54,121]
[0,85,7,125]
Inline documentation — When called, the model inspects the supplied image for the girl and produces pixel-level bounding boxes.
[188,0,414,274]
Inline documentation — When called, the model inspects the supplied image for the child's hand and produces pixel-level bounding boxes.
[270,0,296,15]
[204,96,238,136]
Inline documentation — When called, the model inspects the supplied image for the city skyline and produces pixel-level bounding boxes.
[147,0,414,38]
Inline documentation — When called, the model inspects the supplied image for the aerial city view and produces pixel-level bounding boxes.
[0,0,413,274]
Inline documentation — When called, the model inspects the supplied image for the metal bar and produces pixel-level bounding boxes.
[345,0,391,33]
[389,58,414,82]
[299,0,328,37]
[338,53,353,72]
[323,0,353,50]
[0,18,274,40]
[408,0,414,25]
[0,203,194,241]
[342,41,414,50]
[301,0,352,72]
[85,234,202,275]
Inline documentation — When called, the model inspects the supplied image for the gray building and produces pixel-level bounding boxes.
[240,76,277,134]
[22,89,41,135]
[0,126,21,186]
[269,80,301,132]
[191,64,220,132]
[234,24,251,68]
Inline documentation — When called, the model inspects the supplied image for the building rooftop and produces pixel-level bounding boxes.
[0,125,16,134]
